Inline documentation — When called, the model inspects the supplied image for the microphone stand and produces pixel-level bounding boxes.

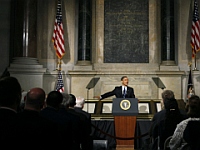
[87,88,90,112]
[85,77,100,113]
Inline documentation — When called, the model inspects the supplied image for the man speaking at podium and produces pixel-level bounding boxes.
[94,76,135,100]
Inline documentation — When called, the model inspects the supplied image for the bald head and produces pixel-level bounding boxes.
[25,88,46,111]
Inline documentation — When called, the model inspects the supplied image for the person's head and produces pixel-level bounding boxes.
[187,95,200,117]
[164,98,178,110]
[161,90,175,109]
[75,96,85,109]
[121,76,129,86]
[0,76,22,111]
[46,91,63,110]
[68,94,76,107]
[61,92,70,108]
[61,93,76,108]
[25,87,46,111]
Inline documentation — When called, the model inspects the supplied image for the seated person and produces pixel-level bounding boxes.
[183,121,200,150]
[151,96,186,150]
[169,95,200,150]
[149,90,187,138]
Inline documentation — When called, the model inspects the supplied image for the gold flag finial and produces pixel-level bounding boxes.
[188,62,192,67]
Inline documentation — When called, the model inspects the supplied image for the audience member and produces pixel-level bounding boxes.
[149,90,187,136]
[183,121,200,150]
[74,96,93,150]
[169,95,200,150]
[59,92,82,150]
[40,91,72,149]
[0,76,22,147]
[17,87,61,149]
[74,96,91,123]
[59,93,92,150]
[68,94,92,150]
[151,97,186,150]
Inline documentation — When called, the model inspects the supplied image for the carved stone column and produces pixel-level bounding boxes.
[77,0,92,65]
[160,0,176,65]
[9,0,46,91]
[10,0,37,58]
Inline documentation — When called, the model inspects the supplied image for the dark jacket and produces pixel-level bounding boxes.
[100,86,135,100]
[17,109,61,149]
[40,107,73,149]
[0,108,19,148]
[183,120,200,150]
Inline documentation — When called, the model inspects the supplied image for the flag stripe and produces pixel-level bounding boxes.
[52,0,65,59]
[191,0,200,58]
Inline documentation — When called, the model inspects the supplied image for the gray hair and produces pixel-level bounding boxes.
[61,92,70,107]
[161,90,175,100]
[75,96,85,108]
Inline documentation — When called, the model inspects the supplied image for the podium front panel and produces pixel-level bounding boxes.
[112,98,138,116]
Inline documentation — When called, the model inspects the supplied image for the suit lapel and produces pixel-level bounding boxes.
[126,86,129,96]
[120,86,123,97]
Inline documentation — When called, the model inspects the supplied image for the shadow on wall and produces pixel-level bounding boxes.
[0,68,10,78]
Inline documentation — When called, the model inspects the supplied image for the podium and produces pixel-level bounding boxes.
[112,98,138,150]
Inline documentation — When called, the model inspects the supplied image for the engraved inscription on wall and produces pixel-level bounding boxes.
[104,0,149,63]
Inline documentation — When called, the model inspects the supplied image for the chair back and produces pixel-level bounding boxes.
[93,140,108,150]
[164,136,172,150]
[180,143,191,150]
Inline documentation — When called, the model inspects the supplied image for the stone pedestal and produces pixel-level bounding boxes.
[8,57,46,91]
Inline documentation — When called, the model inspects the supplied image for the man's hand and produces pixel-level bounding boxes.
[93,96,100,100]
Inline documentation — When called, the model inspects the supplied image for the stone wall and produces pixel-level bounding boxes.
[1,0,200,103]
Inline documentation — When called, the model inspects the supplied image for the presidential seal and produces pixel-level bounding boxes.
[120,99,131,110]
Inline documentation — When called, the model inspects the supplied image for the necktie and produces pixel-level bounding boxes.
[123,87,126,98]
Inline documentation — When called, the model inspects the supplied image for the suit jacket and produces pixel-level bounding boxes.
[100,86,135,100]
[74,107,91,134]
[149,109,187,137]
[64,108,92,150]
[40,107,73,149]
[17,109,61,149]
[58,107,83,150]
[74,107,93,150]
[0,108,19,148]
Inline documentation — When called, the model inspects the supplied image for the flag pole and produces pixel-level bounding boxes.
[193,55,199,71]
[187,63,195,101]
[58,58,62,71]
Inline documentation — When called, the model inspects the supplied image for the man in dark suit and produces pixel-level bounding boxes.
[17,88,61,149]
[94,76,135,100]
[40,91,73,149]
[59,93,84,150]
[74,96,92,150]
[60,93,92,150]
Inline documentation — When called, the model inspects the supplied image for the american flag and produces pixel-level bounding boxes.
[55,70,64,92]
[52,0,65,59]
[191,0,200,58]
